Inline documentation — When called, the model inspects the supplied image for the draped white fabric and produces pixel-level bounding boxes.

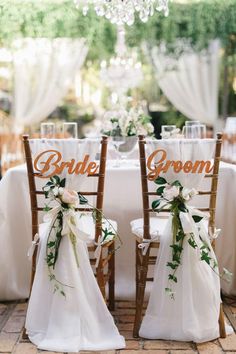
[150,40,220,125]
[139,139,225,342]
[25,139,125,352]
[11,38,88,132]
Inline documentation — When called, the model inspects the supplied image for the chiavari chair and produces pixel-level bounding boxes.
[22,135,115,336]
[132,133,226,339]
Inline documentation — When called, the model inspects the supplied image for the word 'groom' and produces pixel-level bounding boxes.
[34,150,99,178]
[147,149,213,180]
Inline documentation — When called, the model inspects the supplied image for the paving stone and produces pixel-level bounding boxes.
[117,302,136,309]
[170,351,197,354]
[119,316,135,324]
[120,332,135,340]
[78,351,116,354]
[124,340,141,350]
[3,316,24,333]
[119,351,167,354]
[197,340,223,354]
[13,304,27,317]
[143,340,193,350]
[0,332,19,352]
[0,306,7,316]
[118,324,134,331]
[12,343,37,354]
[219,332,236,351]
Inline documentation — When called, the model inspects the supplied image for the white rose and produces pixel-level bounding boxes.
[53,186,59,196]
[146,123,154,133]
[58,187,64,196]
[60,189,79,206]
[163,185,180,201]
[182,187,198,201]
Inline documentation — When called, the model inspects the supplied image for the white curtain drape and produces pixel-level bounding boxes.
[11,38,88,132]
[150,40,221,125]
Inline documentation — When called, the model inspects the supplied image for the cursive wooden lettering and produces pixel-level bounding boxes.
[33,150,99,178]
[146,148,213,181]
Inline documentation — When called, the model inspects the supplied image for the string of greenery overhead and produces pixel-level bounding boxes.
[0,0,235,58]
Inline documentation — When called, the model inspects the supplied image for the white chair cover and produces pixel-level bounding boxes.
[25,139,125,352]
[139,139,225,342]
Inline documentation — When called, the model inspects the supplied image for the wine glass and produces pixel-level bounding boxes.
[40,123,55,139]
[161,125,176,139]
[63,122,78,139]
[182,125,199,139]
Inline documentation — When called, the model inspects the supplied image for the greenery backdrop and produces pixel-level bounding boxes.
[0,0,235,123]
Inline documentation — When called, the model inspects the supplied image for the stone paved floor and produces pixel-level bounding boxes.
[1,299,236,354]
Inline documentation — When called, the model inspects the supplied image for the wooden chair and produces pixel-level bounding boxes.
[132,133,226,338]
[0,133,24,177]
[22,135,116,336]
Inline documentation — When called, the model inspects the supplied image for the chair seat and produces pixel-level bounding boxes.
[130,216,169,241]
[79,214,117,246]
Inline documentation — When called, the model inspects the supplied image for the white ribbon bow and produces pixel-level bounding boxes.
[44,206,91,242]
[138,235,159,255]
[27,233,39,260]
[179,206,209,235]
[209,228,221,240]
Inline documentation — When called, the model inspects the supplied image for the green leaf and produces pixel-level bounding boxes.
[47,241,56,248]
[60,178,66,187]
[170,244,183,253]
[178,203,188,212]
[43,205,52,212]
[78,193,88,205]
[201,250,211,265]
[152,199,161,210]
[156,186,165,196]
[167,262,178,270]
[168,274,177,283]
[188,237,197,249]
[154,176,167,185]
[192,215,203,223]
[171,180,182,187]
[50,175,60,184]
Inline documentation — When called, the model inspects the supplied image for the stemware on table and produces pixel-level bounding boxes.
[63,122,78,139]
[40,122,55,139]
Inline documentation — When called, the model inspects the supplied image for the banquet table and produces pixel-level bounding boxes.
[0,160,236,301]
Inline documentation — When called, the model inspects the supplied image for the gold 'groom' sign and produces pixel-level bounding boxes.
[34,150,99,178]
[146,149,213,181]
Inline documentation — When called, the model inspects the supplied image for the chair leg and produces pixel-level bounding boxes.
[219,303,226,338]
[108,242,115,311]
[136,241,140,303]
[22,327,28,340]
[133,246,150,338]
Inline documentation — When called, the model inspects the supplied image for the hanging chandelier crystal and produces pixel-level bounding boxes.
[100,26,143,98]
[74,0,169,26]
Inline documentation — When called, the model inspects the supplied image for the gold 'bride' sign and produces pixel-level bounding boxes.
[146,149,213,181]
[34,150,99,178]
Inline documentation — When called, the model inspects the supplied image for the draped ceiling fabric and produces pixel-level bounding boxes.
[11,38,88,132]
[150,40,221,125]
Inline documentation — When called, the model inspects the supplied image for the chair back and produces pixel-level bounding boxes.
[138,134,223,244]
[22,135,108,288]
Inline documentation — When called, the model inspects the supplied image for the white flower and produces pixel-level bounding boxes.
[146,123,154,134]
[163,185,180,201]
[182,187,198,201]
[53,186,59,196]
[137,126,148,136]
[60,189,79,206]
[58,187,64,196]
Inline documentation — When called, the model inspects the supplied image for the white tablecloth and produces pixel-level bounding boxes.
[0,161,236,300]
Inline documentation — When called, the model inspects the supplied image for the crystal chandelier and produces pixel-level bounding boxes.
[74,0,169,26]
[100,26,143,98]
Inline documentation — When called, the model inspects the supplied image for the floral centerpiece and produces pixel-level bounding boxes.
[101,107,154,137]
